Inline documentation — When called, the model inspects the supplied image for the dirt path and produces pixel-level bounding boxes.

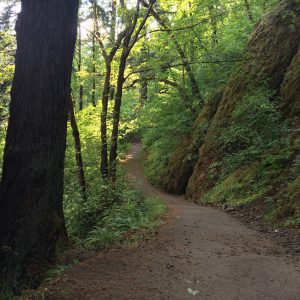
[45,143,300,300]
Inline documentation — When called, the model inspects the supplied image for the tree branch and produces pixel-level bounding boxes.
[125,55,266,80]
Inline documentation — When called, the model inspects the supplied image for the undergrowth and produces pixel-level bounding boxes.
[139,89,194,186]
[64,103,166,249]
[84,196,166,249]
[203,89,300,226]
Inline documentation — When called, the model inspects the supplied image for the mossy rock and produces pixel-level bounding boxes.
[186,0,300,201]
[162,90,222,194]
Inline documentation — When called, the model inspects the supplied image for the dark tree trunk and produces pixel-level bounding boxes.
[108,1,154,181]
[109,53,127,181]
[139,76,148,106]
[91,50,96,106]
[0,0,79,291]
[78,24,84,110]
[100,61,111,179]
[209,5,218,47]
[91,1,97,107]
[139,42,148,106]
[68,93,87,201]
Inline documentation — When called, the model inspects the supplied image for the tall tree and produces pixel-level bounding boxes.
[141,1,204,106]
[69,92,87,202]
[77,24,84,110]
[0,0,79,291]
[109,1,155,180]
[94,2,129,179]
[91,0,98,107]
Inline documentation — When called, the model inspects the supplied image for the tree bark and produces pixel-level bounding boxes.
[91,1,97,107]
[96,14,130,180]
[78,24,84,110]
[209,5,218,47]
[0,0,79,291]
[109,52,127,181]
[68,93,87,202]
[108,1,154,181]
[100,61,111,179]
[139,76,148,106]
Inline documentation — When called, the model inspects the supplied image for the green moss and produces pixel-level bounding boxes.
[203,164,267,207]
[269,175,300,227]
[203,140,300,227]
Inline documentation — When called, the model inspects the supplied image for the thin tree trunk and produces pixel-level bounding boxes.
[139,40,148,106]
[149,8,203,105]
[94,0,127,180]
[100,61,111,179]
[110,0,117,44]
[91,47,96,107]
[139,75,148,106]
[109,53,127,181]
[91,1,97,107]
[78,24,84,110]
[0,0,79,290]
[108,1,154,180]
[68,93,87,201]
[209,5,218,47]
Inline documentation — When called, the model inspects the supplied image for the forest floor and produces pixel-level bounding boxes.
[28,143,300,300]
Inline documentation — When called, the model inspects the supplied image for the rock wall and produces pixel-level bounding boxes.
[162,90,222,194]
[280,46,300,123]
[185,0,300,201]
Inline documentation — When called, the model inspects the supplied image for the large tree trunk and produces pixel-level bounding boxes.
[0,0,79,291]
[69,93,87,202]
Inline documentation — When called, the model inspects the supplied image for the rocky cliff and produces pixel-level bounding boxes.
[165,0,300,224]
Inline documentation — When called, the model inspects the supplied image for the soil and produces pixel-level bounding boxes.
[26,143,300,300]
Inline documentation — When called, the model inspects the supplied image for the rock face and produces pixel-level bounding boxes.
[280,46,300,123]
[184,0,300,201]
[162,91,222,194]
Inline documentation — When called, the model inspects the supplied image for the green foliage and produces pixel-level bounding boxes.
[0,30,15,118]
[84,196,166,249]
[137,0,276,186]
[63,103,166,246]
[0,282,14,300]
[292,155,300,176]
[267,174,300,227]
[139,90,194,185]
[203,87,300,226]
[204,164,267,206]
[218,89,285,177]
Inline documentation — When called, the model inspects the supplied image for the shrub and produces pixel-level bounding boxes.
[83,196,166,250]
[219,89,287,176]
[139,90,194,185]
